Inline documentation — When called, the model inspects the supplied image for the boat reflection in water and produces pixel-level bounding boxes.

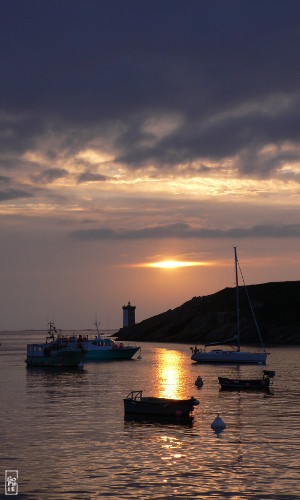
[124,413,195,427]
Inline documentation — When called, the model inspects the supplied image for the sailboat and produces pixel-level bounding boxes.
[191,247,267,364]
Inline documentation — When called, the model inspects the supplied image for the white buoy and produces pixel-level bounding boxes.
[137,348,142,360]
[211,414,226,431]
[195,376,203,388]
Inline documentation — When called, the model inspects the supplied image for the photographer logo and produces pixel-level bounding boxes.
[5,470,18,496]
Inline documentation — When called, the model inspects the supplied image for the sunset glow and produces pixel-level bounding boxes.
[140,260,209,269]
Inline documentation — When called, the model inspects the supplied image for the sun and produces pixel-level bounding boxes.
[143,260,207,269]
[129,257,214,270]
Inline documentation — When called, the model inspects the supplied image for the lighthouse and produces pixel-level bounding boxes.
[122,301,136,328]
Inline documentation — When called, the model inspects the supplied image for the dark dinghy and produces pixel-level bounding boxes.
[218,370,275,391]
[124,391,199,418]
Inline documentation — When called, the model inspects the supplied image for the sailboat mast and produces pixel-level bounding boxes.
[234,246,240,352]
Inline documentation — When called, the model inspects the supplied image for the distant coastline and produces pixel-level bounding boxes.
[116,281,300,345]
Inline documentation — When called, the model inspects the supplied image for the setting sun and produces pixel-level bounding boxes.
[140,260,209,269]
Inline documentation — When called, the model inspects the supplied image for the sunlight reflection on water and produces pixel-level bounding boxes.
[155,348,187,399]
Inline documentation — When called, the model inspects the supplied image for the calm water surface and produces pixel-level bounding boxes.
[0,331,299,499]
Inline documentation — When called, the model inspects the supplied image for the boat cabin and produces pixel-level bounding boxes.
[27,344,45,357]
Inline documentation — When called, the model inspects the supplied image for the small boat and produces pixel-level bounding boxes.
[191,247,267,365]
[124,391,199,417]
[78,321,140,361]
[218,370,275,391]
[25,321,86,368]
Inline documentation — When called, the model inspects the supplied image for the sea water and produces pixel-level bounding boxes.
[0,331,299,499]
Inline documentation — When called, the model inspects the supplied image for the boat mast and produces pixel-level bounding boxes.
[234,246,240,352]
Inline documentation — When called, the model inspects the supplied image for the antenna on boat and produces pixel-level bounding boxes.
[47,319,57,341]
[94,315,102,338]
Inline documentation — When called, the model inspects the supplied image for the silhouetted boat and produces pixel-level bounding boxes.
[191,247,267,364]
[124,391,199,417]
[77,321,140,361]
[218,370,275,391]
[26,321,86,368]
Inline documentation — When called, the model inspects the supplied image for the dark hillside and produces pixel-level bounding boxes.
[116,281,300,345]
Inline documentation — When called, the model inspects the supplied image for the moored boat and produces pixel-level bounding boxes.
[191,247,267,365]
[191,348,267,364]
[78,321,140,361]
[25,321,86,368]
[218,370,275,391]
[124,391,199,417]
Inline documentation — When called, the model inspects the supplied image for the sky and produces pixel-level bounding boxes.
[1,0,300,330]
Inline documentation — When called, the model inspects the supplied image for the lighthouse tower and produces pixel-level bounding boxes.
[122,301,136,328]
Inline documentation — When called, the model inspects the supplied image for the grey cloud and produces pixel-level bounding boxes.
[1,1,300,180]
[0,175,11,185]
[71,222,300,241]
[0,189,34,202]
[72,223,189,240]
[116,94,300,176]
[77,172,108,183]
[33,168,69,184]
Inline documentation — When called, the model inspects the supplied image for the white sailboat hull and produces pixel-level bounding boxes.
[191,349,267,364]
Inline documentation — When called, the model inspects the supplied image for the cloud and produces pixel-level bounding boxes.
[71,222,300,241]
[1,1,300,182]
[32,168,69,184]
[0,189,34,202]
[0,173,38,202]
[0,175,11,185]
[77,172,108,183]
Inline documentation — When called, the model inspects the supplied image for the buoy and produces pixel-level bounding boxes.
[195,376,203,388]
[211,414,226,431]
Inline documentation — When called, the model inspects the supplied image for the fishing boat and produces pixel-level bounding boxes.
[124,391,199,417]
[218,370,275,391]
[26,321,86,368]
[191,247,267,364]
[77,321,140,361]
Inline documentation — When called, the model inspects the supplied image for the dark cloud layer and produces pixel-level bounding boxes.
[0,189,33,202]
[1,1,300,177]
[32,168,69,184]
[71,222,300,241]
[77,172,107,183]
